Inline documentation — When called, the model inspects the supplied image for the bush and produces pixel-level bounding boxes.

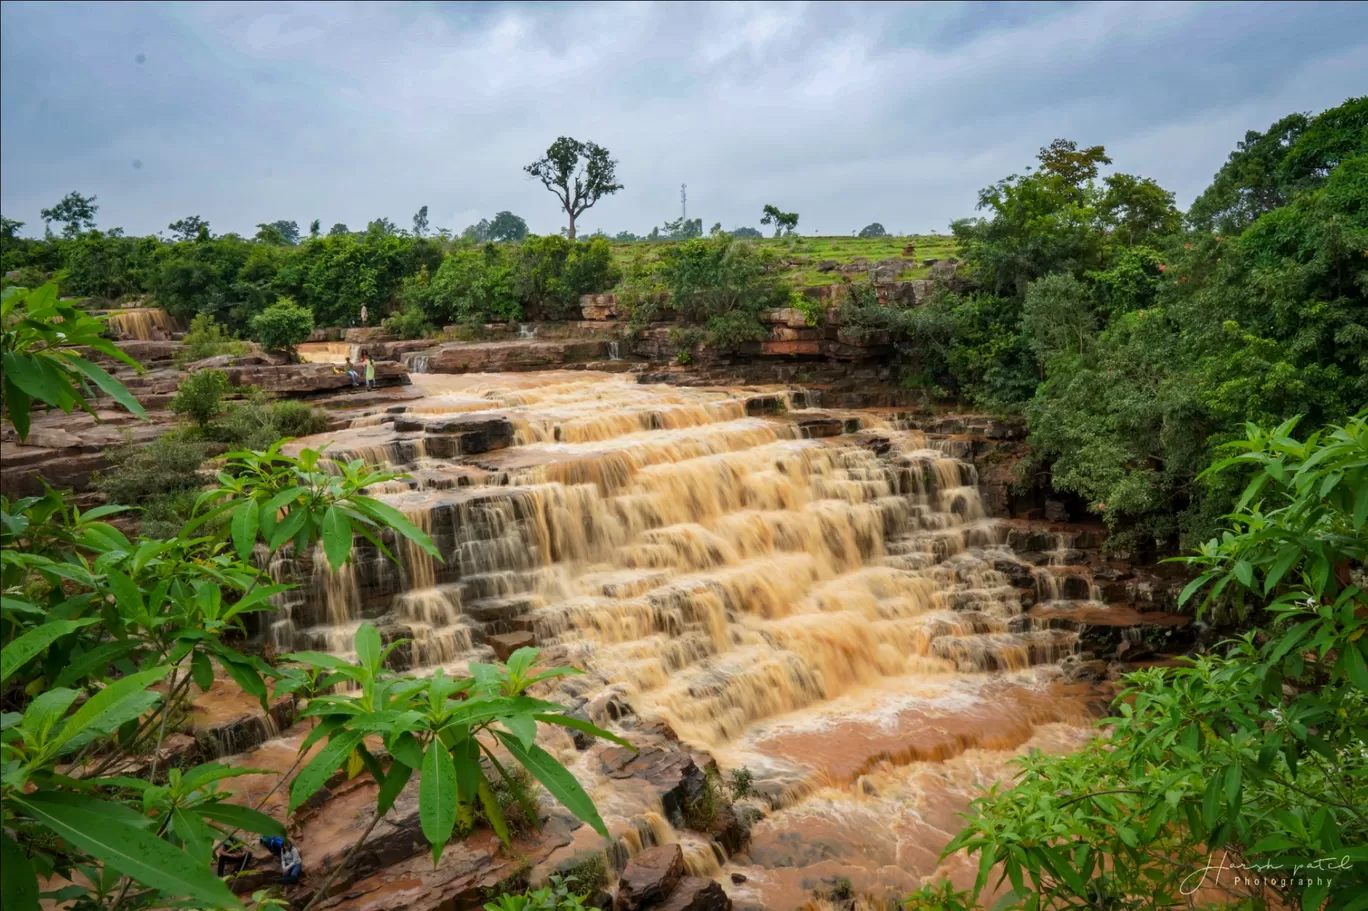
[211,392,331,449]
[176,312,246,365]
[513,235,620,321]
[169,368,231,429]
[415,245,520,326]
[95,430,210,508]
[381,303,434,339]
[251,296,314,359]
[656,234,791,349]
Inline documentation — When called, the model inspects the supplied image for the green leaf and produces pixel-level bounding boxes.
[1223,764,1242,817]
[1233,561,1254,588]
[172,807,215,862]
[288,728,364,814]
[3,351,66,408]
[494,730,607,838]
[355,622,381,674]
[1341,643,1368,694]
[14,792,243,910]
[532,714,637,752]
[214,654,267,711]
[67,355,147,420]
[351,496,441,559]
[23,688,80,743]
[1264,545,1301,594]
[376,761,413,817]
[1,618,98,684]
[53,665,169,754]
[389,731,425,768]
[196,802,286,837]
[321,505,353,571]
[191,650,214,692]
[420,737,458,863]
[53,640,137,688]
[1,830,39,911]
[502,713,537,748]
[476,774,509,845]
[5,377,32,440]
[230,498,260,564]
[1201,775,1221,831]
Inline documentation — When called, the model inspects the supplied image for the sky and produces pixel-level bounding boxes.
[2,1,1365,240]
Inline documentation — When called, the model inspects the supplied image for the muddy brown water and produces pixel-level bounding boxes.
[257,372,1114,908]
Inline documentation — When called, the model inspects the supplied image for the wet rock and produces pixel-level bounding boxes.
[487,631,536,662]
[1044,499,1069,522]
[986,553,1034,588]
[793,415,843,438]
[599,747,706,827]
[220,361,410,397]
[729,874,747,884]
[613,844,684,911]
[655,877,732,911]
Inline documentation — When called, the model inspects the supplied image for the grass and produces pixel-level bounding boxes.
[606,233,959,290]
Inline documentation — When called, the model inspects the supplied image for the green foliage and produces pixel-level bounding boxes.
[169,368,231,429]
[759,204,799,237]
[940,417,1368,909]
[656,233,791,348]
[512,235,619,321]
[177,313,246,365]
[483,874,591,911]
[728,766,754,800]
[382,302,435,339]
[1,282,146,440]
[412,244,520,325]
[858,222,888,238]
[95,431,210,507]
[251,297,314,358]
[40,191,99,238]
[489,211,529,242]
[208,393,331,451]
[682,766,725,831]
[525,137,623,240]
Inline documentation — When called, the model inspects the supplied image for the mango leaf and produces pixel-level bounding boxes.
[1,830,39,911]
[376,761,413,816]
[196,802,286,837]
[321,505,352,571]
[477,774,509,845]
[2,618,99,684]
[289,729,365,813]
[67,355,146,419]
[191,650,214,692]
[420,737,458,863]
[14,792,243,910]
[53,640,138,688]
[354,622,381,675]
[532,714,636,751]
[494,730,607,838]
[230,498,260,564]
[53,665,169,754]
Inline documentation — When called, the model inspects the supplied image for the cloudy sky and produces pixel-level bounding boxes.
[2,1,1364,239]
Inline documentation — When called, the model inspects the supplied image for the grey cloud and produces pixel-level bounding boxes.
[2,1,1365,239]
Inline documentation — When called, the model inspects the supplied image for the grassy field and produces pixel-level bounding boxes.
[607,233,959,289]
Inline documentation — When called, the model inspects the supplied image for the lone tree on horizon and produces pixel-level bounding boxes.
[760,203,799,237]
[525,137,622,241]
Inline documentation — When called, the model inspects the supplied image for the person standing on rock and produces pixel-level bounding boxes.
[362,352,376,389]
[360,304,368,326]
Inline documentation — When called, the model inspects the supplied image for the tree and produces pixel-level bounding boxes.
[255,220,300,245]
[412,205,429,237]
[488,211,529,242]
[524,137,623,241]
[1099,173,1180,246]
[367,217,398,236]
[462,219,492,243]
[1186,113,1310,233]
[328,222,350,236]
[661,217,702,240]
[309,218,321,239]
[250,296,314,359]
[731,226,763,239]
[760,204,799,237]
[709,222,723,235]
[1,216,23,241]
[167,216,208,242]
[656,233,793,347]
[858,222,888,238]
[1036,137,1112,187]
[169,367,231,429]
[40,191,98,238]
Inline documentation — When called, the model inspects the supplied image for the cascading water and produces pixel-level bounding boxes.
[279,372,1112,905]
[104,307,180,340]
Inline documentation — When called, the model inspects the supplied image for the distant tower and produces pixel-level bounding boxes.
[681,183,687,221]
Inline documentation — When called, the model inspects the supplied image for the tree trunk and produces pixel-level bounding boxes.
[567,210,577,241]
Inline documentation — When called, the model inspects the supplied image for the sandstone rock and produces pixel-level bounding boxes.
[1044,499,1070,522]
[816,260,839,272]
[487,631,536,662]
[613,844,684,911]
[655,877,732,911]
[757,340,820,357]
[220,361,409,397]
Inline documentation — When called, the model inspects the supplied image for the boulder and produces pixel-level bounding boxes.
[655,877,732,911]
[487,631,536,662]
[816,260,839,272]
[613,844,684,911]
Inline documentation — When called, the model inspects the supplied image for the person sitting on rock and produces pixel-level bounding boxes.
[280,841,303,885]
[341,356,359,386]
[259,834,284,857]
[215,837,250,878]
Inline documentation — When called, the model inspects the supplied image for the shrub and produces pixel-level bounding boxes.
[176,312,246,365]
[682,766,725,831]
[513,235,620,321]
[251,296,314,359]
[656,234,790,349]
[727,766,754,800]
[418,244,520,326]
[211,392,331,449]
[95,430,210,508]
[381,303,434,339]
[169,368,231,429]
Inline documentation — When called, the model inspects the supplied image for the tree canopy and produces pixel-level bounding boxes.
[524,137,623,240]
